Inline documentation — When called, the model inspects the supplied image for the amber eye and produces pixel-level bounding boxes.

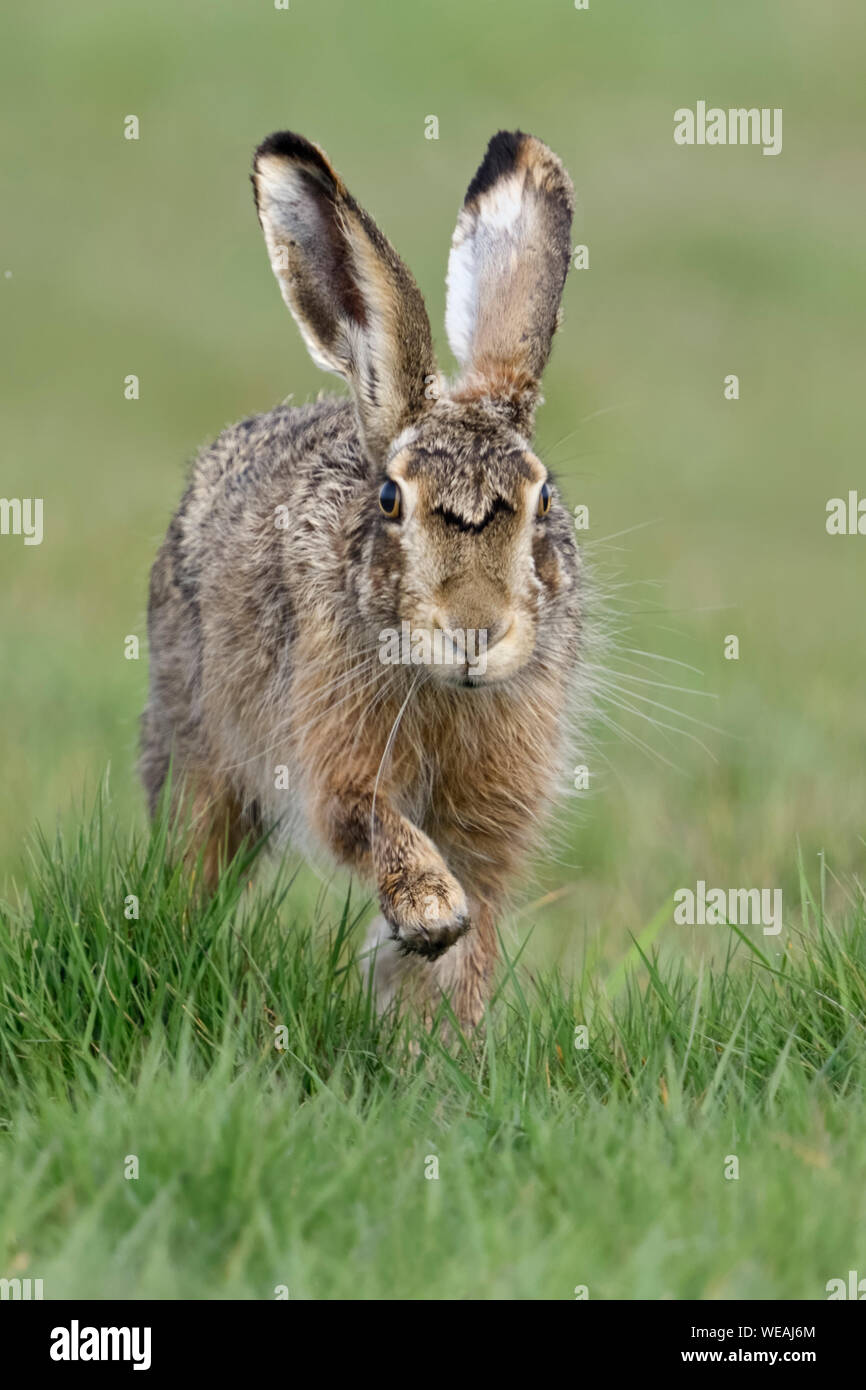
[379,479,401,518]
[537,482,551,517]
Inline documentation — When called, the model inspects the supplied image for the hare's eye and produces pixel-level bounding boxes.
[379,479,401,519]
[537,482,551,517]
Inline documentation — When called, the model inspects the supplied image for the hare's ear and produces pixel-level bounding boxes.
[252,132,436,463]
[445,131,574,434]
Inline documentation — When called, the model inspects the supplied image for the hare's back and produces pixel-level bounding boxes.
[166,396,365,579]
[188,397,362,510]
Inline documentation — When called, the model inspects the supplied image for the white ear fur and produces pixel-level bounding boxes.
[445,172,527,367]
[445,210,478,366]
[256,156,345,377]
[443,132,574,423]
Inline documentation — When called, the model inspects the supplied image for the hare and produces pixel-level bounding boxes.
[141,129,583,1030]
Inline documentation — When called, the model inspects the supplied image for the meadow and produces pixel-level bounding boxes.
[0,0,864,1298]
[1,801,864,1299]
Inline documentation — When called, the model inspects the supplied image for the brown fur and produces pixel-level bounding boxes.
[141,130,582,1029]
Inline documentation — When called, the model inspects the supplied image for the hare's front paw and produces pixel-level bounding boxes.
[379,866,470,958]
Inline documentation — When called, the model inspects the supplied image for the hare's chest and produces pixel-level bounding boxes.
[415,704,530,815]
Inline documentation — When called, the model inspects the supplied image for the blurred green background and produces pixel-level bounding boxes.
[1,0,864,964]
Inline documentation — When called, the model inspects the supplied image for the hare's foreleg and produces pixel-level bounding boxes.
[314,789,471,958]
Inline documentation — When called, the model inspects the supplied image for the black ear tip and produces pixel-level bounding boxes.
[254,130,312,163]
[465,130,529,203]
[252,130,338,186]
[465,129,573,218]
[489,129,530,156]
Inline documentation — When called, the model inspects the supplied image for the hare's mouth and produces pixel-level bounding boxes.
[435,664,514,691]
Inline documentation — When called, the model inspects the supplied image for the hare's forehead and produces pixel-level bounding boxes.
[386,426,545,514]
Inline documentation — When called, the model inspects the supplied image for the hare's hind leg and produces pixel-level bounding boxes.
[362,899,498,1033]
[142,538,254,891]
[142,735,251,894]
[432,899,498,1031]
[180,774,252,894]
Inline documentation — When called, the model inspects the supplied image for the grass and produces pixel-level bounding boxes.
[1,789,864,1299]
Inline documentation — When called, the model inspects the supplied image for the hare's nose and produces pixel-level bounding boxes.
[432,612,513,652]
[479,615,513,650]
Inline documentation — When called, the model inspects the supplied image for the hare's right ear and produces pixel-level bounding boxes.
[446,131,574,435]
[252,132,436,463]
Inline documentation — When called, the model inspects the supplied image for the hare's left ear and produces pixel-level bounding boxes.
[445,131,574,434]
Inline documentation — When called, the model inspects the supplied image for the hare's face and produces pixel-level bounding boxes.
[364,407,576,687]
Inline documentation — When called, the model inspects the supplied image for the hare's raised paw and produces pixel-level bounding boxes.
[380,868,470,959]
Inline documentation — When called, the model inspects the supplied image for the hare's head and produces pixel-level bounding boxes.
[253,129,579,688]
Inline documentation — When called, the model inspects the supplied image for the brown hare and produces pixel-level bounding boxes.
[141,129,582,1030]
